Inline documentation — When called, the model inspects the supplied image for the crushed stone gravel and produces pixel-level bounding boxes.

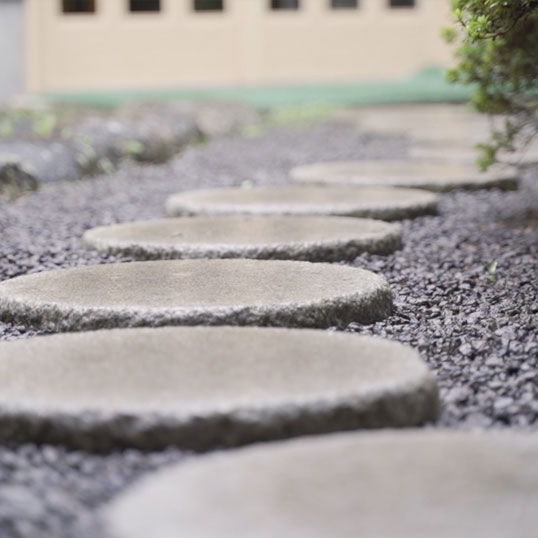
[0,119,536,538]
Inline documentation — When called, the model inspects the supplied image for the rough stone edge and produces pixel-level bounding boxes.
[0,372,439,453]
[290,164,520,192]
[82,226,403,262]
[0,275,393,332]
[409,147,538,169]
[164,194,439,222]
[401,176,519,193]
[294,175,519,193]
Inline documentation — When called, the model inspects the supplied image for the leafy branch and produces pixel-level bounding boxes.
[444,0,538,169]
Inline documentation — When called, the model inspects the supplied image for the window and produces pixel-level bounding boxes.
[129,0,161,12]
[271,0,299,10]
[331,0,358,8]
[62,0,95,13]
[389,0,415,7]
[194,0,224,11]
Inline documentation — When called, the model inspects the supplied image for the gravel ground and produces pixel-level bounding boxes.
[0,119,537,538]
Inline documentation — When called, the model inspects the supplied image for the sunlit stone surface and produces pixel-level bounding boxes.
[104,430,538,538]
[0,328,438,450]
[166,185,438,221]
[291,160,519,191]
[0,259,392,331]
[83,216,402,261]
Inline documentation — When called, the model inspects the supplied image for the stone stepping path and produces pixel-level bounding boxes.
[291,160,519,191]
[165,186,438,221]
[4,103,533,536]
[0,259,392,331]
[0,328,438,451]
[83,216,402,262]
[103,430,538,538]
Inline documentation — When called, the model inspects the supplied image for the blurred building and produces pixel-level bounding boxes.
[0,0,25,101]
[3,0,453,97]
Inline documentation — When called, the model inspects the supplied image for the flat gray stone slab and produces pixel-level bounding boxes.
[0,259,392,331]
[350,104,494,143]
[83,216,402,262]
[104,430,538,538]
[410,143,538,168]
[291,160,519,191]
[0,328,438,451]
[166,186,438,221]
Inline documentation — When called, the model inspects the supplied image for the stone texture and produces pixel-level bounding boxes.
[0,259,392,331]
[0,328,438,451]
[291,160,519,192]
[83,216,402,262]
[103,430,538,538]
[166,186,438,221]
[0,156,38,200]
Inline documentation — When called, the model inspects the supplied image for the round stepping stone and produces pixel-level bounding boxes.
[352,104,493,143]
[103,430,538,538]
[291,160,519,191]
[410,143,538,168]
[0,328,439,451]
[165,186,438,221]
[0,259,392,331]
[83,216,402,262]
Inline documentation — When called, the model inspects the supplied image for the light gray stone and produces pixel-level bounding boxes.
[165,186,438,221]
[0,328,438,451]
[83,216,402,262]
[103,430,538,538]
[0,156,38,200]
[409,142,538,168]
[291,160,519,192]
[350,103,494,143]
[0,259,392,331]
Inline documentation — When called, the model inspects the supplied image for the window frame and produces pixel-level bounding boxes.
[329,0,359,9]
[128,0,162,14]
[192,0,225,13]
[387,0,416,8]
[61,0,96,15]
[269,0,300,11]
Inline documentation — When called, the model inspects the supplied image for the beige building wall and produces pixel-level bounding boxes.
[25,0,453,93]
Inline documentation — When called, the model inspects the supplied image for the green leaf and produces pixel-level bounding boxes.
[123,140,145,155]
[487,260,499,283]
[0,119,14,137]
[33,113,57,138]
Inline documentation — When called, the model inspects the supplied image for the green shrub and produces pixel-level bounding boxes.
[444,0,538,168]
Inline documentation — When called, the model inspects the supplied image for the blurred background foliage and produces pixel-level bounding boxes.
[444,0,538,168]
